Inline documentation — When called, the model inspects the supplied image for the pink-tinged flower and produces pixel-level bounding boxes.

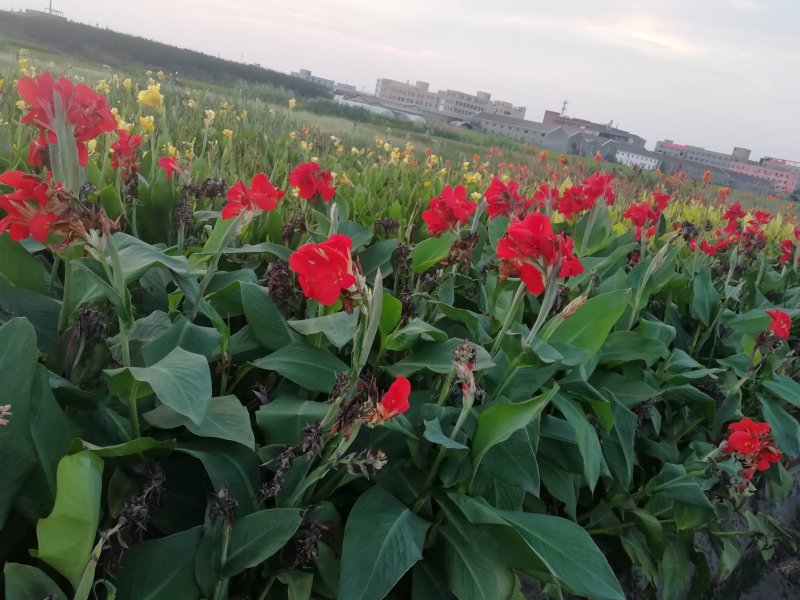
[110,129,142,179]
[17,72,116,166]
[0,404,10,426]
[422,184,476,236]
[483,176,532,219]
[766,309,791,340]
[288,234,356,306]
[158,156,186,181]
[289,162,336,202]
[221,173,284,219]
[582,172,615,206]
[0,170,67,242]
[379,376,411,416]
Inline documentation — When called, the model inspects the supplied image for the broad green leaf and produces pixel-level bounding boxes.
[423,418,468,450]
[359,239,397,279]
[0,319,50,526]
[116,527,202,600]
[552,394,603,491]
[0,275,61,358]
[113,233,199,280]
[99,184,124,219]
[599,331,668,366]
[691,266,719,326]
[0,233,48,293]
[471,387,556,473]
[69,437,175,457]
[379,291,403,337]
[547,289,630,354]
[356,270,383,372]
[106,347,212,426]
[256,396,328,446]
[3,563,67,600]
[176,439,260,515]
[763,375,800,409]
[386,339,494,377]
[142,316,222,365]
[252,342,348,393]
[411,233,455,272]
[35,452,104,587]
[339,486,430,600]
[144,395,255,449]
[384,318,448,351]
[240,282,297,350]
[482,428,540,496]
[499,510,624,600]
[441,522,516,600]
[758,395,800,457]
[223,508,303,576]
[288,311,359,349]
[602,399,637,489]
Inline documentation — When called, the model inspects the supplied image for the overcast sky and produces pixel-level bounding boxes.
[3,0,799,159]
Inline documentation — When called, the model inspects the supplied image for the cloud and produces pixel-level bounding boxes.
[576,15,708,58]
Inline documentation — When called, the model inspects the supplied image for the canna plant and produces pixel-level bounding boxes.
[0,71,798,600]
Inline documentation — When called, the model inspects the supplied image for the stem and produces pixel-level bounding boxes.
[490,281,526,357]
[127,381,140,438]
[256,577,276,600]
[211,523,232,600]
[579,202,599,255]
[524,267,561,347]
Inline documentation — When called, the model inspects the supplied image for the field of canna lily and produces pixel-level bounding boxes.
[1,56,800,600]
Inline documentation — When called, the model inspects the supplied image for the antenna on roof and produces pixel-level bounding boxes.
[560,98,568,117]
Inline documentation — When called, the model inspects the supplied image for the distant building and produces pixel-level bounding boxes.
[469,112,569,151]
[290,69,357,95]
[602,141,662,170]
[542,110,646,147]
[374,78,526,119]
[655,140,800,195]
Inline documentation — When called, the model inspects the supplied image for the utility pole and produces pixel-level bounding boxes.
[560,98,568,117]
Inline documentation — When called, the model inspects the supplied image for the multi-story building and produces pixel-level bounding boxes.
[374,78,525,119]
[542,110,646,147]
[655,141,800,195]
[469,112,569,151]
[603,142,663,170]
[290,69,357,95]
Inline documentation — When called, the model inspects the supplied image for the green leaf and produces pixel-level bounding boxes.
[251,342,349,393]
[3,563,67,600]
[141,316,222,365]
[288,311,359,349]
[499,510,624,600]
[547,289,630,354]
[552,394,603,491]
[99,184,124,219]
[471,387,556,473]
[0,233,48,293]
[357,270,383,372]
[69,437,176,457]
[35,452,104,587]
[176,439,260,515]
[483,428,540,496]
[599,331,668,366]
[115,527,202,600]
[256,396,328,446]
[386,339,494,377]
[763,375,800,409]
[339,486,430,600]
[691,266,719,326]
[380,291,403,337]
[759,395,800,457]
[240,282,297,350]
[411,233,455,272]
[223,508,303,576]
[384,318,448,351]
[359,239,397,279]
[423,418,468,450]
[144,395,255,449]
[106,347,212,426]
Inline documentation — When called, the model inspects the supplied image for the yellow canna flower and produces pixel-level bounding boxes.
[241,110,248,119]
[15,100,26,111]
[288,98,297,110]
[471,191,482,201]
[157,70,165,81]
[139,115,155,134]
[350,147,360,155]
[167,145,179,158]
[111,74,120,86]
[122,78,132,90]
[118,120,134,133]
[300,140,311,151]
[289,131,297,141]
[219,100,230,111]
[222,129,233,141]
[87,139,97,154]
[95,79,111,94]
[0,79,5,91]
[203,109,216,128]
[184,149,195,160]
[145,70,153,77]
[187,98,197,109]
[268,108,276,118]
[138,84,164,110]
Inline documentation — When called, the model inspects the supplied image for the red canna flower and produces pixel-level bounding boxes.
[221,173,284,219]
[653,192,670,213]
[753,210,772,225]
[379,376,411,416]
[17,72,116,167]
[755,448,782,471]
[27,131,56,168]
[722,202,746,221]
[0,171,68,242]
[158,156,186,181]
[288,234,356,306]
[483,176,532,219]
[702,170,712,185]
[779,239,797,263]
[421,184,476,236]
[289,162,336,202]
[555,185,590,220]
[726,430,760,454]
[110,129,142,180]
[722,417,782,482]
[766,309,791,339]
[582,172,615,206]
[496,212,583,295]
[532,183,559,210]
